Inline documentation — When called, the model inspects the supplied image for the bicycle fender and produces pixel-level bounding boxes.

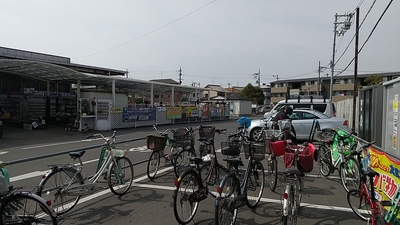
[41,165,84,185]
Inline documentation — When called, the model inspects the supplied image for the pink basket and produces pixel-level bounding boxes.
[283,145,314,173]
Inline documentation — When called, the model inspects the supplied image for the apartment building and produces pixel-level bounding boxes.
[270,72,400,104]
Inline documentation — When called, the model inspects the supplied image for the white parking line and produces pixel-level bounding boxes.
[22,139,102,150]
[0,151,8,155]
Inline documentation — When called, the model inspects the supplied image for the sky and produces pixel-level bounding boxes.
[1,0,399,88]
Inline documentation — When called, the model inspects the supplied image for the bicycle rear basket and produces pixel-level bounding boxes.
[198,126,216,141]
[243,142,266,161]
[146,135,167,151]
[172,127,195,147]
[221,141,241,156]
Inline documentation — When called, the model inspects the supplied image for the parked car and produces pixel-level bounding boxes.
[249,109,350,141]
[264,97,336,120]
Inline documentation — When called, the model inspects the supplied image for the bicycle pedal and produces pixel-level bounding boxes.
[275,210,282,216]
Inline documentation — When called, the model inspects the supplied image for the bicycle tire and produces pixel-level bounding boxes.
[108,156,134,195]
[215,173,239,225]
[347,189,372,221]
[375,214,386,225]
[172,170,201,225]
[292,176,302,215]
[267,156,278,192]
[318,145,332,177]
[1,192,58,225]
[199,162,224,197]
[173,149,196,178]
[37,168,83,215]
[147,151,160,180]
[340,157,361,192]
[246,161,265,208]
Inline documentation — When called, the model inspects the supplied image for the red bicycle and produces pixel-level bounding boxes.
[346,141,398,225]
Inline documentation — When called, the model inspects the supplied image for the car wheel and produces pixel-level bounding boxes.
[250,128,261,141]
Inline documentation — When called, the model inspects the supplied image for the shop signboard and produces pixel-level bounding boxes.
[211,106,221,117]
[166,106,182,119]
[122,107,156,122]
[185,106,199,118]
[201,104,209,119]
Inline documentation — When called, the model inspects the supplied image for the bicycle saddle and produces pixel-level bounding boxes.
[69,150,86,159]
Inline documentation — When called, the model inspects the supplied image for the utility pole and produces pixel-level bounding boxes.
[352,7,359,134]
[318,61,327,96]
[330,12,353,102]
[273,74,279,81]
[252,69,261,87]
[178,66,182,84]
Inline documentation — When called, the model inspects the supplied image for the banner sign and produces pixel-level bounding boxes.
[122,107,156,122]
[201,104,209,119]
[368,147,400,202]
[185,106,199,118]
[166,107,182,119]
[211,106,222,117]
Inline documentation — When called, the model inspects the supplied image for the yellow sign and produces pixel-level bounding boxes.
[110,107,123,113]
[185,107,199,117]
[369,147,400,203]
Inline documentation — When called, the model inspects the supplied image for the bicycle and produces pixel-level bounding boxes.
[146,125,195,180]
[172,128,232,225]
[37,131,134,215]
[172,125,204,178]
[255,119,292,192]
[317,128,359,192]
[278,140,316,225]
[346,141,394,224]
[214,133,265,225]
[1,161,58,225]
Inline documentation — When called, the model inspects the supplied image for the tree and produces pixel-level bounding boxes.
[365,74,383,86]
[240,83,265,105]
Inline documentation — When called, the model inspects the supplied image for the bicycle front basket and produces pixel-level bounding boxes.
[221,141,241,156]
[243,142,265,161]
[199,126,216,141]
[278,119,292,131]
[172,127,195,147]
[147,135,167,151]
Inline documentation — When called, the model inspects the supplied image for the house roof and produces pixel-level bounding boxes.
[204,84,229,93]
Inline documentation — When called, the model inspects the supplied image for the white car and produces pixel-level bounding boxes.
[249,109,351,141]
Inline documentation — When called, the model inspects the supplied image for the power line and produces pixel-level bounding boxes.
[335,0,393,77]
[74,0,217,59]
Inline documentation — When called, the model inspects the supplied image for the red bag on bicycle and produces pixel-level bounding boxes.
[283,144,314,173]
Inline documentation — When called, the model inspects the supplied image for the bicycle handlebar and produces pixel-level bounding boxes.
[153,124,171,136]
[86,131,117,144]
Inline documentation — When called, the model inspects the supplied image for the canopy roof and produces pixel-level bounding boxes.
[0,59,208,94]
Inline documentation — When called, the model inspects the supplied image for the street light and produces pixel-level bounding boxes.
[329,12,353,102]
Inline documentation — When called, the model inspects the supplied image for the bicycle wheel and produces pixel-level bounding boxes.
[199,162,222,198]
[108,156,134,195]
[246,161,265,208]
[340,157,361,192]
[1,192,58,225]
[318,146,332,177]
[173,170,201,225]
[37,169,83,215]
[292,176,302,215]
[347,189,372,221]
[215,174,239,225]
[267,155,278,192]
[375,214,387,225]
[173,149,196,178]
[147,151,160,180]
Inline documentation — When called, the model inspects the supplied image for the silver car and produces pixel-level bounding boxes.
[248,109,351,141]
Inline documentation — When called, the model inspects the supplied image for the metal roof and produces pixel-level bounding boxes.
[0,59,209,94]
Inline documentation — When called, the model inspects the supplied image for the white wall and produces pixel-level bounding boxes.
[335,97,359,133]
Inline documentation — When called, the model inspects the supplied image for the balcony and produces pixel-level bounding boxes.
[301,85,321,92]
[271,86,289,94]
[333,84,355,91]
